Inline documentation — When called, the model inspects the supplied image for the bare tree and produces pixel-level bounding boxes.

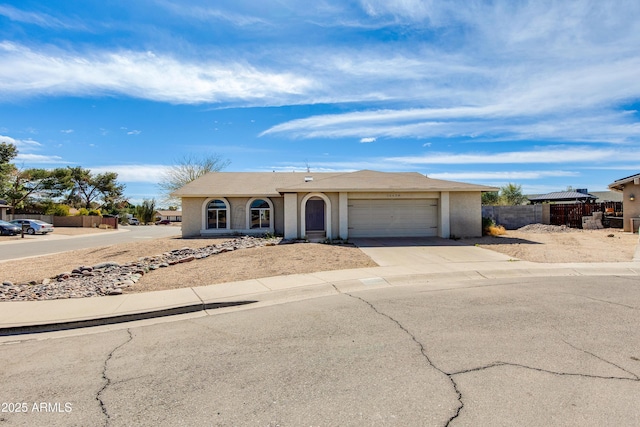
[159,154,230,204]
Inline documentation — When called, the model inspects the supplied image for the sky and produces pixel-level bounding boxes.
[1,0,639,205]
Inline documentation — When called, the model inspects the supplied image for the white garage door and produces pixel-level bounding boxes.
[348,199,438,237]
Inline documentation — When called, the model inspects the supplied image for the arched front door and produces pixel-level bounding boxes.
[305,198,325,232]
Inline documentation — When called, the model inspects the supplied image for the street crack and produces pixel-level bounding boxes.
[450,361,640,382]
[559,338,639,380]
[344,292,463,427]
[97,329,133,426]
[558,292,638,310]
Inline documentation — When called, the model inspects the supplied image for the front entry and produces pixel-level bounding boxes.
[305,199,325,232]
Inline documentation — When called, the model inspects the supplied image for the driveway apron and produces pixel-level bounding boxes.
[351,237,515,268]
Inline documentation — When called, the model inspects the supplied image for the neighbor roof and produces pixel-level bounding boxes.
[528,191,597,203]
[172,170,497,197]
[155,210,182,216]
[609,173,640,192]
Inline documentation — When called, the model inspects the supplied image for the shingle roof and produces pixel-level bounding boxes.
[171,170,497,197]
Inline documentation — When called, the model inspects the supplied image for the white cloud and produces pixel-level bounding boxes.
[0,4,85,29]
[156,1,268,26]
[360,137,376,143]
[15,153,66,163]
[91,165,171,183]
[0,43,313,104]
[385,147,621,165]
[0,134,42,151]
[428,171,579,181]
[60,129,74,134]
[127,130,141,135]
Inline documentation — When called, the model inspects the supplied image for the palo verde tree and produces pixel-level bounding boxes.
[159,154,230,205]
[499,183,527,205]
[64,166,126,209]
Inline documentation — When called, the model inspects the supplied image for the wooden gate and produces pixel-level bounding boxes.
[549,202,622,228]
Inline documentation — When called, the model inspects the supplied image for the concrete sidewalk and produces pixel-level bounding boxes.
[2,239,639,335]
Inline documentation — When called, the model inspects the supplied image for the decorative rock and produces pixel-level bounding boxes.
[93,262,121,269]
[1,235,282,302]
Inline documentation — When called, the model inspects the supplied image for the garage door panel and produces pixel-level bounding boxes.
[348,199,438,237]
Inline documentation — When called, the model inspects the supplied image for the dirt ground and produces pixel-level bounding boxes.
[464,227,638,263]
[0,226,637,293]
[0,235,378,292]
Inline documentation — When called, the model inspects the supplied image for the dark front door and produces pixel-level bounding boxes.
[306,199,325,231]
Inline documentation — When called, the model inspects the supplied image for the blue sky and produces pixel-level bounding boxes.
[1,0,639,205]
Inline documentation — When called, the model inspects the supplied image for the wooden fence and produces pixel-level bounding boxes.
[549,202,623,228]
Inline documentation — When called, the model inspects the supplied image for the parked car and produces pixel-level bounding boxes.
[0,219,21,236]
[128,218,140,225]
[155,219,171,225]
[9,219,55,235]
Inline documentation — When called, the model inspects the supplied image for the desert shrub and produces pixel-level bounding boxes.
[487,225,506,236]
[482,217,506,236]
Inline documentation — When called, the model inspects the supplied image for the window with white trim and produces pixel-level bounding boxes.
[207,199,227,229]
[250,199,271,229]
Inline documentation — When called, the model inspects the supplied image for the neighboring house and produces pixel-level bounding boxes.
[609,173,640,232]
[172,170,497,239]
[528,190,597,204]
[0,200,11,221]
[589,191,623,203]
[155,210,183,222]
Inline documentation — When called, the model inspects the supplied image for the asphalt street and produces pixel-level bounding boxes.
[0,226,181,261]
[1,275,638,426]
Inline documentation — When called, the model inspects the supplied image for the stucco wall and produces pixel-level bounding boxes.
[482,205,544,230]
[181,197,206,237]
[622,184,640,232]
[182,196,285,237]
[450,192,482,238]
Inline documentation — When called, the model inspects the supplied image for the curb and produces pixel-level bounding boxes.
[0,300,257,336]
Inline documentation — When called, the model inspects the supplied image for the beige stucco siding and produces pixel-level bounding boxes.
[622,184,640,232]
[449,192,482,238]
[181,197,206,237]
[271,197,285,235]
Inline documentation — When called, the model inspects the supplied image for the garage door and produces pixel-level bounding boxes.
[348,199,438,237]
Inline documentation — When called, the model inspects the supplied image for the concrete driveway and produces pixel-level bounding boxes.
[352,237,516,267]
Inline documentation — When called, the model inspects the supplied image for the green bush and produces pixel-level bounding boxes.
[50,204,70,216]
[87,209,102,216]
[76,208,89,216]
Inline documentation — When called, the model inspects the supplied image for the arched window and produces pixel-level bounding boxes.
[249,199,271,229]
[207,199,227,229]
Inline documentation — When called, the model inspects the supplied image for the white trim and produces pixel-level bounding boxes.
[439,191,450,238]
[201,197,231,231]
[245,197,274,231]
[300,193,332,239]
[339,192,348,239]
